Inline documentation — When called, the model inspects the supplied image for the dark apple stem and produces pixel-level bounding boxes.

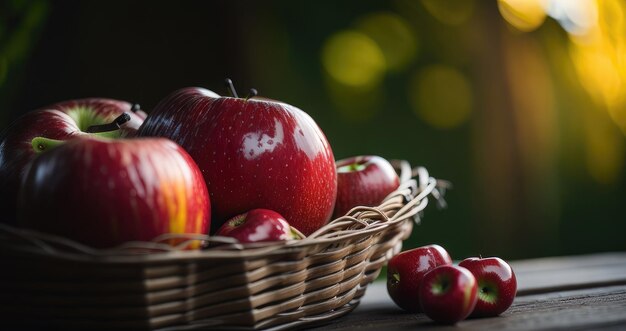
[246,88,258,100]
[85,113,131,133]
[130,103,141,113]
[225,78,239,98]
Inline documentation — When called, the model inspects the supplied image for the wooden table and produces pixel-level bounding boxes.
[309,252,626,330]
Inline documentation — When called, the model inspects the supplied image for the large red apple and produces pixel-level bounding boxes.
[17,136,210,248]
[387,244,453,312]
[0,99,144,224]
[137,84,337,235]
[333,155,399,218]
[419,265,478,324]
[459,257,517,317]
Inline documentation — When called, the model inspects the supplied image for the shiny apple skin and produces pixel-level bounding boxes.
[459,257,517,317]
[17,137,210,249]
[0,99,144,225]
[216,208,294,243]
[387,244,453,312]
[138,87,337,236]
[333,155,399,218]
[419,265,478,324]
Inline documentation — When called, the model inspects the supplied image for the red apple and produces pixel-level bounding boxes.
[387,244,452,312]
[17,136,210,248]
[419,265,478,324]
[137,82,337,236]
[0,99,144,225]
[333,155,399,218]
[216,208,298,243]
[459,257,517,317]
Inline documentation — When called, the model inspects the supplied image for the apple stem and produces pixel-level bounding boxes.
[225,78,239,98]
[245,88,258,101]
[85,113,131,134]
[130,103,141,113]
[31,137,65,154]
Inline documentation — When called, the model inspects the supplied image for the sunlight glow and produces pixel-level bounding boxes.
[498,0,548,32]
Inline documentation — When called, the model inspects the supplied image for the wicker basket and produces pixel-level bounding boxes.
[0,160,447,330]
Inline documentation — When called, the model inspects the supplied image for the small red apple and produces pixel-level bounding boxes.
[215,208,298,243]
[0,99,144,225]
[17,136,210,248]
[387,244,452,312]
[459,257,517,317]
[137,81,337,236]
[333,155,399,218]
[419,265,478,324]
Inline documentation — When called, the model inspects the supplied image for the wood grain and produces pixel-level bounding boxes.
[512,252,626,295]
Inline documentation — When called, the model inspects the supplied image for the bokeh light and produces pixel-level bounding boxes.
[355,12,418,72]
[421,0,475,26]
[321,30,386,88]
[566,0,626,136]
[409,65,472,129]
[584,112,625,184]
[498,0,548,32]
[547,0,599,36]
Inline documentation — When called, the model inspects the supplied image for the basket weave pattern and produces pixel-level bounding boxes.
[0,161,445,330]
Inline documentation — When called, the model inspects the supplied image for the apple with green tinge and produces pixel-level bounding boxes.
[459,257,517,317]
[387,244,452,312]
[419,265,478,324]
[216,208,299,243]
[137,80,337,236]
[17,136,210,249]
[0,99,144,225]
[333,155,399,218]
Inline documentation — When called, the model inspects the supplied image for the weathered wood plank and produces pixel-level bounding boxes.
[511,252,626,273]
[512,252,626,295]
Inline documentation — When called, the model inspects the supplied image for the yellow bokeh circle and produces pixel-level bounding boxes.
[321,30,386,88]
[355,12,417,72]
[498,0,548,32]
[409,65,473,129]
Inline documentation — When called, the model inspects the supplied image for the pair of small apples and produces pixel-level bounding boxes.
[387,244,517,324]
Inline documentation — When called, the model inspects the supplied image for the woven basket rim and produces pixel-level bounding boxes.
[0,160,448,264]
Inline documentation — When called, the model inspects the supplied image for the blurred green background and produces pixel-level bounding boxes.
[2,0,625,260]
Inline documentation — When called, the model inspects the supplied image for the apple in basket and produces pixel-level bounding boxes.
[0,99,145,225]
[137,79,337,236]
[333,155,399,218]
[17,135,210,249]
[215,208,300,243]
